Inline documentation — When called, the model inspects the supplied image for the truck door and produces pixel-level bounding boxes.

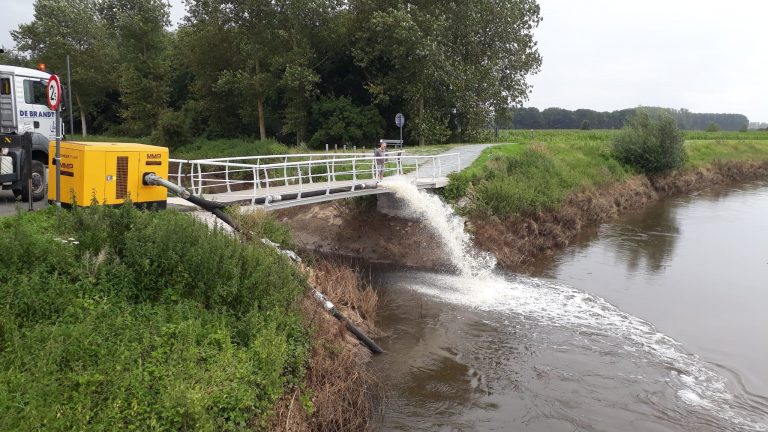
[19,77,54,140]
[0,74,14,134]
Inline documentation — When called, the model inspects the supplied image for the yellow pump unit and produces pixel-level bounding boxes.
[48,141,169,208]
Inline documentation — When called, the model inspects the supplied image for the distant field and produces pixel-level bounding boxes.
[497,129,768,143]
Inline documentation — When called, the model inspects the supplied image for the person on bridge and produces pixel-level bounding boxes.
[374,141,387,182]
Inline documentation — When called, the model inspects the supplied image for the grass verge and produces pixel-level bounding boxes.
[0,205,309,431]
[445,140,630,216]
[686,140,768,167]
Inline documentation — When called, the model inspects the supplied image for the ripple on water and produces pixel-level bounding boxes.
[382,270,768,431]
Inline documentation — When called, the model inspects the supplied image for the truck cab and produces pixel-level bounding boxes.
[0,65,54,201]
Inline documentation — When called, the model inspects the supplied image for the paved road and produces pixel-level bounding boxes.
[404,143,496,180]
[0,190,48,216]
[447,143,496,172]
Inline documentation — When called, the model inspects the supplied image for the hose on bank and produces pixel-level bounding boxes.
[264,239,384,354]
[144,173,240,231]
[313,290,384,354]
[143,173,384,354]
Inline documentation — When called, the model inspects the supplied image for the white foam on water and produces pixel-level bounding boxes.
[379,176,766,430]
[402,272,768,431]
[379,177,496,277]
[679,389,715,409]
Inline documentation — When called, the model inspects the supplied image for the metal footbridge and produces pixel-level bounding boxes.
[166,148,474,211]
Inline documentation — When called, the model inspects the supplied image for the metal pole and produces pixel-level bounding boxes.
[25,134,33,211]
[55,106,61,207]
[66,55,73,137]
[399,125,403,147]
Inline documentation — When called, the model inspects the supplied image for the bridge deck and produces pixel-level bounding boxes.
[168,177,448,211]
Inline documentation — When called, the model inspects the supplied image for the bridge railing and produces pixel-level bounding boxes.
[167,152,460,202]
[168,151,404,192]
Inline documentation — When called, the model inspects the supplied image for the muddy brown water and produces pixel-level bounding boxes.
[372,182,768,431]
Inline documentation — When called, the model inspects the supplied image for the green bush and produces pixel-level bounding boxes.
[473,150,564,215]
[308,97,384,149]
[0,206,309,431]
[171,138,289,160]
[151,109,193,151]
[706,122,721,132]
[612,111,686,174]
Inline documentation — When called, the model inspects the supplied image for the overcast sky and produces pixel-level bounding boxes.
[2,0,766,122]
[528,0,768,122]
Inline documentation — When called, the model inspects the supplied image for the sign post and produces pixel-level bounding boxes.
[66,55,74,138]
[47,74,62,207]
[395,113,405,146]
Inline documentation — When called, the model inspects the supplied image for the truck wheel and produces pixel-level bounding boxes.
[21,160,46,202]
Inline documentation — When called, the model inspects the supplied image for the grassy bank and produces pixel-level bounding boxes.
[444,139,631,216]
[0,206,311,430]
[449,130,768,218]
[449,130,768,268]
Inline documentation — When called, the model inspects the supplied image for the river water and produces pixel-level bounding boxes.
[372,181,768,431]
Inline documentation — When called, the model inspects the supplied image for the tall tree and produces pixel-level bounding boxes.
[12,0,118,136]
[272,0,344,145]
[225,0,281,140]
[351,0,542,145]
[99,0,171,136]
[176,0,244,137]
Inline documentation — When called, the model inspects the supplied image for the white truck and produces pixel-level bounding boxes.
[0,64,56,201]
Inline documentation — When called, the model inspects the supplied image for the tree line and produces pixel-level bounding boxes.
[2,0,543,148]
[498,106,750,131]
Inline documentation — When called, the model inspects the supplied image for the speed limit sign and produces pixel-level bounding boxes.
[46,74,62,111]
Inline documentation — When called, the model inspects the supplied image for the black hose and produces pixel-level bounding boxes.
[185,195,240,231]
[144,173,383,354]
[312,288,384,354]
[339,314,384,354]
[143,173,239,231]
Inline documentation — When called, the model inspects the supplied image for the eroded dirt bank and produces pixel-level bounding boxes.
[472,160,768,270]
[274,200,452,269]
